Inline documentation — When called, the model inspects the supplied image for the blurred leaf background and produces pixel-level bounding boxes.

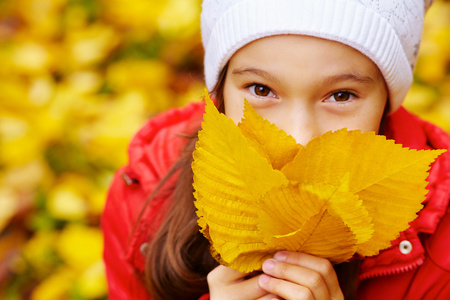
[0,0,449,299]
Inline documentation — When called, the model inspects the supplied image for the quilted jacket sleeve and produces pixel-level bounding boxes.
[102,168,151,299]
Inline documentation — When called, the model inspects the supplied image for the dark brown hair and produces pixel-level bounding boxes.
[143,65,228,300]
[142,62,363,299]
[143,135,217,300]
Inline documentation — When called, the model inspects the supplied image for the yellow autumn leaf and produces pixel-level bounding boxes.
[193,96,445,272]
[238,100,303,170]
[31,267,75,300]
[281,129,444,257]
[56,224,103,271]
[76,261,108,299]
[0,188,18,232]
[192,95,288,267]
[258,177,373,264]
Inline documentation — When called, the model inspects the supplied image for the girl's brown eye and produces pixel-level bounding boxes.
[248,84,276,98]
[333,92,351,102]
[254,85,271,96]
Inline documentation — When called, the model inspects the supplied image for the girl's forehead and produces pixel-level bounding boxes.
[229,35,382,78]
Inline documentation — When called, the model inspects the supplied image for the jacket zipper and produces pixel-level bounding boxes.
[359,258,424,280]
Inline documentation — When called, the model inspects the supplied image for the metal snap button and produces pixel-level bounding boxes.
[121,173,139,185]
[399,240,413,254]
[140,243,149,256]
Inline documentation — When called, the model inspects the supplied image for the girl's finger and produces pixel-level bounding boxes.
[274,251,342,299]
[208,265,248,282]
[257,293,283,300]
[259,274,316,300]
[208,265,268,299]
[261,259,330,299]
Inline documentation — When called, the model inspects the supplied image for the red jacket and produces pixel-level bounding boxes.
[102,102,450,299]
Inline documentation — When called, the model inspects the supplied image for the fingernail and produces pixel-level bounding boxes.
[274,251,287,262]
[262,259,275,271]
[259,274,270,286]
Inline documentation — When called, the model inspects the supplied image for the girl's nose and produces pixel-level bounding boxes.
[280,101,321,146]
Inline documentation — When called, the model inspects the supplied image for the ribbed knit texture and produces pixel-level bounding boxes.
[201,0,431,112]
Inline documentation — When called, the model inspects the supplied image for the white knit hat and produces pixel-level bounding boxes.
[201,0,433,112]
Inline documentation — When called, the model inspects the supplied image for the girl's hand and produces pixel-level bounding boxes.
[259,251,344,300]
[208,265,281,300]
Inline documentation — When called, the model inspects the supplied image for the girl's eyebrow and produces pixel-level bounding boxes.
[231,67,281,84]
[320,73,374,86]
[232,67,375,86]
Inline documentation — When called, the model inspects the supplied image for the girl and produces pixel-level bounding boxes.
[102,0,450,299]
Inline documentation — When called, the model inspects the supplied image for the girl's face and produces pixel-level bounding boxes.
[223,35,388,145]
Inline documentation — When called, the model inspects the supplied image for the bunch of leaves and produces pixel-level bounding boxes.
[193,97,444,272]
